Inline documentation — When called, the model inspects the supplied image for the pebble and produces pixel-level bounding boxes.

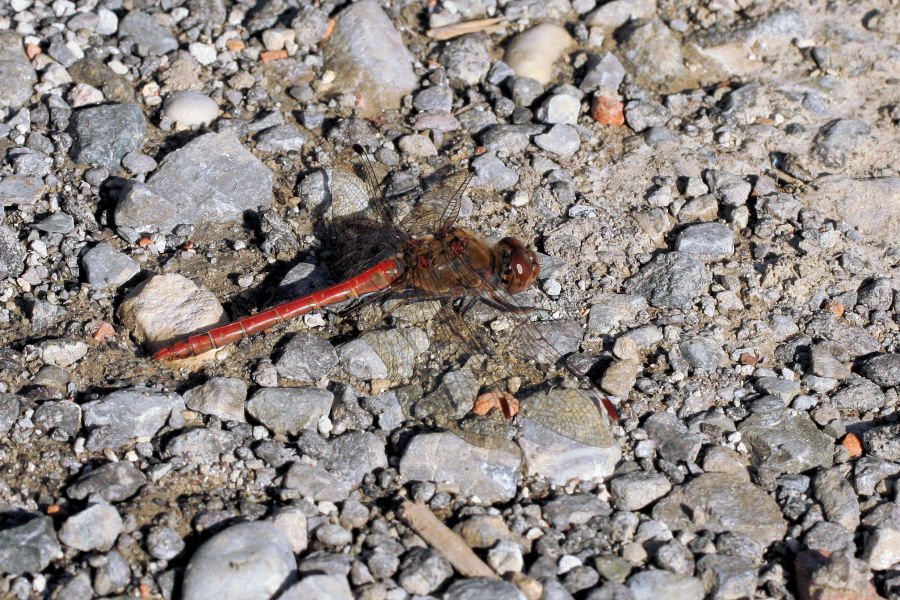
[183,377,248,423]
[1,175,46,209]
[246,387,334,435]
[0,516,61,575]
[610,471,673,511]
[705,170,751,207]
[182,522,295,600]
[0,226,26,279]
[862,528,900,570]
[81,386,185,452]
[165,428,239,463]
[274,333,339,383]
[257,125,307,153]
[0,33,37,109]
[271,508,309,554]
[679,336,727,372]
[504,24,574,86]
[68,103,147,171]
[441,34,491,85]
[323,0,417,117]
[813,119,872,169]
[146,526,185,561]
[444,578,527,600]
[862,424,900,462]
[58,502,123,552]
[36,338,88,367]
[739,405,833,474]
[628,570,704,600]
[398,133,437,157]
[162,91,219,130]
[536,93,581,125]
[586,0,655,29]
[695,554,757,600]
[471,152,519,191]
[861,353,900,387]
[117,273,227,358]
[0,394,21,437]
[534,124,581,156]
[67,462,146,502]
[81,242,140,289]
[580,52,626,93]
[652,473,787,546]
[92,550,130,595]
[399,432,521,503]
[617,19,687,92]
[398,547,453,595]
[675,223,734,259]
[643,412,703,463]
[118,11,178,56]
[116,132,274,232]
[587,294,647,336]
[624,252,711,310]
[281,574,354,600]
[413,86,453,112]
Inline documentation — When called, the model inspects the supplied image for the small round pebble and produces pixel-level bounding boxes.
[162,91,219,129]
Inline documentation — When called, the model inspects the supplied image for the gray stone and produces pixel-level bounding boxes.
[246,387,334,435]
[680,336,727,372]
[471,152,519,191]
[256,125,307,153]
[319,431,388,491]
[81,242,140,289]
[813,119,872,169]
[755,376,802,403]
[829,374,885,411]
[580,52,626,93]
[54,572,92,600]
[323,0,417,117]
[861,354,900,387]
[652,473,787,545]
[644,411,703,463]
[854,457,900,496]
[705,170,751,207]
[146,526,185,560]
[398,547,453,595]
[93,550,130,596]
[739,407,833,474]
[283,463,351,502]
[183,377,247,422]
[863,424,900,462]
[444,577,527,600]
[628,570,704,600]
[36,338,89,367]
[809,345,852,380]
[121,151,157,174]
[610,471,672,511]
[625,100,669,132]
[1,175,45,208]
[654,540,695,575]
[518,413,620,485]
[536,93,581,124]
[0,32,37,110]
[862,528,900,571]
[275,333,339,383]
[291,5,330,47]
[315,524,352,546]
[616,19,687,92]
[399,432,521,504]
[675,223,734,259]
[857,278,893,311]
[0,394,20,437]
[0,516,60,575]
[441,33,491,85]
[542,493,611,529]
[0,224,26,279]
[182,522,295,600]
[480,124,540,154]
[9,147,52,177]
[804,521,855,553]
[165,428,239,463]
[118,11,178,56]
[67,462,146,502]
[33,399,81,437]
[696,554,757,600]
[58,503,123,552]
[534,124,581,156]
[32,211,74,234]
[624,252,710,310]
[116,132,274,232]
[812,468,860,531]
[280,574,353,600]
[413,86,453,112]
[338,328,428,380]
[82,387,185,452]
[587,294,647,336]
[69,103,147,170]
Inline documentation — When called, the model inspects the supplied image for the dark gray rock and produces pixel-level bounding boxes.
[413,86,453,112]
[0,516,60,575]
[33,212,75,234]
[67,462,146,502]
[813,468,860,530]
[853,457,900,496]
[397,547,453,595]
[695,554,757,600]
[679,336,727,372]
[580,52,626,93]
[644,411,703,463]
[628,570,704,600]
[444,577,527,600]
[82,387,185,452]
[857,278,893,310]
[861,354,900,387]
[624,252,710,310]
[256,125,307,153]
[625,100,669,132]
[610,471,673,511]
[0,224,26,279]
[542,493,612,530]
[804,521,855,553]
[441,34,491,85]
[863,424,900,462]
[829,374,885,411]
[0,394,20,437]
[81,242,140,289]
[33,399,81,438]
[69,103,147,170]
[534,124,581,156]
[280,574,353,600]
[705,170,751,207]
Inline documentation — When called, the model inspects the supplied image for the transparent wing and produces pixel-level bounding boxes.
[401,166,472,236]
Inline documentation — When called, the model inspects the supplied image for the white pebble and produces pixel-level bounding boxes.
[162,91,219,129]
[262,28,296,51]
[96,8,118,35]
[189,42,218,66]
[504,24,574,85]
[68,83,104,107]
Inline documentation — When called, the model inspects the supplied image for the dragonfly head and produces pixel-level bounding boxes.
[499,237,540,294]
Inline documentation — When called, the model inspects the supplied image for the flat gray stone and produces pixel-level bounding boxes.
[628,570,704,600]
[165,428,239,464]
[58,503,123,552]
[81,242,140,289]
[118,11,178,56]
[0,516,60,575]
[624,252,710,310]
[82,387,185,452]
[652,473,787,546]
[116,132,274,232]
[0,32,37,109]
[184,377,248,422]
[400,432,522,504]
[610,471,673,511]
[280,574,353,600]
[738,408,833,474]
[275,333,339,383]
[246,387,334,435]
[67,462,146,502]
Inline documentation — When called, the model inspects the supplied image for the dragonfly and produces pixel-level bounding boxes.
[154,146,617,447]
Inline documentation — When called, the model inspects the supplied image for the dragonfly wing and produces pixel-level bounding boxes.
[519,388,615,447]
[332,146,407,235]
[401,166,472,236]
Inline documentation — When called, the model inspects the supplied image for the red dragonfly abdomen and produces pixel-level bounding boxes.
[153,258,404,361]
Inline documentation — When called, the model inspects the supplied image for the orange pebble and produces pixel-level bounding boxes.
[473,391,520,419]
[138,237,154,248]
[825,299,844,316]
[225,38,246,51]
[591,95,625,125]
[841,433,862,457]
[26,43,42,59]
[92,321,116,342]
[260,49,288,61]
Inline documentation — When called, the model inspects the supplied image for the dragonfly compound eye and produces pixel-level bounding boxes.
[499,237,540,294]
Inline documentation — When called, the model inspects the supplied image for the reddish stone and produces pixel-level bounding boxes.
[591,95,625,125]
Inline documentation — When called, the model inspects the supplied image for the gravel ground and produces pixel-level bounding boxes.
[0,0,898,599]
